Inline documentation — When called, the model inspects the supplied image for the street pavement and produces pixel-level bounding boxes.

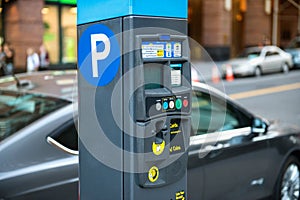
[205,69,300,129]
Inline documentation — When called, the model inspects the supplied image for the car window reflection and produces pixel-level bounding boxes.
[0,90,70,141]
[191,91,251,136]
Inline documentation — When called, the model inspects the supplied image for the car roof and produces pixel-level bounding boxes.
[245,45,280,52]
[192,81,230,99]
[0,70,225,96]
[0,70,77,101]
[0,70,241,111]
[244,46,263,52]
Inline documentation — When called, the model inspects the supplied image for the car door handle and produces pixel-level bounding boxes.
[204,143,227,159]
[189,143,229,159]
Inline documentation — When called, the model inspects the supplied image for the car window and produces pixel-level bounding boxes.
[288,40,300,48]
[294,41,300,48]
[266,51,279,56]
[48,120,78,153]
[191,90,252,136]
[0,90,70,142]
[238,50,261,58]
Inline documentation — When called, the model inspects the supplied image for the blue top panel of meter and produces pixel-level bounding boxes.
[77,0,188,25]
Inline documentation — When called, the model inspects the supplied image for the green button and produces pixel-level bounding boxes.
[175,99,182,109]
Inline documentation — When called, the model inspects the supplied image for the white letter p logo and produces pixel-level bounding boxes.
[91,33,111,78]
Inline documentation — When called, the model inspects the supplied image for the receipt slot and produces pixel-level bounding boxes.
[78,0,190,199]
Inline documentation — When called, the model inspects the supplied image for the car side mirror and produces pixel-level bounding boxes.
[251,117,268,135]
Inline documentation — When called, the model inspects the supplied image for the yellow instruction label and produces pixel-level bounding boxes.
[176,190,185,200]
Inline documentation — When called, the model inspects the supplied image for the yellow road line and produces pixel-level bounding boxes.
[229,82,300,100]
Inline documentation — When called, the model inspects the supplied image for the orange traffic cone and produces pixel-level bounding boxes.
[211,65,220,83]
[226,65,234,82]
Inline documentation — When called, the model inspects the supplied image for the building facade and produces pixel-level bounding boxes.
[1,0,76,72]
[0,0,299,71]
[189,0,300,60]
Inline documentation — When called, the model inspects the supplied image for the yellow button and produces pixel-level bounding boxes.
[148,166,159,183]
[152,140,165,156]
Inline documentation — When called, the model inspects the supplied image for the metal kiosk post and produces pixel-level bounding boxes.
[77,0,191,199]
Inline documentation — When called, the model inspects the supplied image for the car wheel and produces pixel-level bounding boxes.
[282,63,289,74]
[254,67,262,77]
[275,156,300,200]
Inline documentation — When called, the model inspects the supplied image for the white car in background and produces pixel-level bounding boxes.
[222,46,293,77]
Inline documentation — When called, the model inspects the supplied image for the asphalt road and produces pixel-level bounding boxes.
[209,69,300,129]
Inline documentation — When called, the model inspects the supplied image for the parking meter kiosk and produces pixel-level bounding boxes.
[78,1,191,199]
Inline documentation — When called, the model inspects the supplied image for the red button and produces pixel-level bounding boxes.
[183,99,189,107]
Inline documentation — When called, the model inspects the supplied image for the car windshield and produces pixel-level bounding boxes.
[238,49,261,59]
[0,90,70,141]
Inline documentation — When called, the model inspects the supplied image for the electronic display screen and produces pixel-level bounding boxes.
[144,63,163,89]
[141,41,182,59]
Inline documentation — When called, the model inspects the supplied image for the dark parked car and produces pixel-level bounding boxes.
[1,71,300,200]
[0,71,78,199]
[285,36,300,68]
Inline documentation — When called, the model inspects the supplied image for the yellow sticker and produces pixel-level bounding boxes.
[152,140,165,156]
[148,166,159,183]
[157,49,164,57]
